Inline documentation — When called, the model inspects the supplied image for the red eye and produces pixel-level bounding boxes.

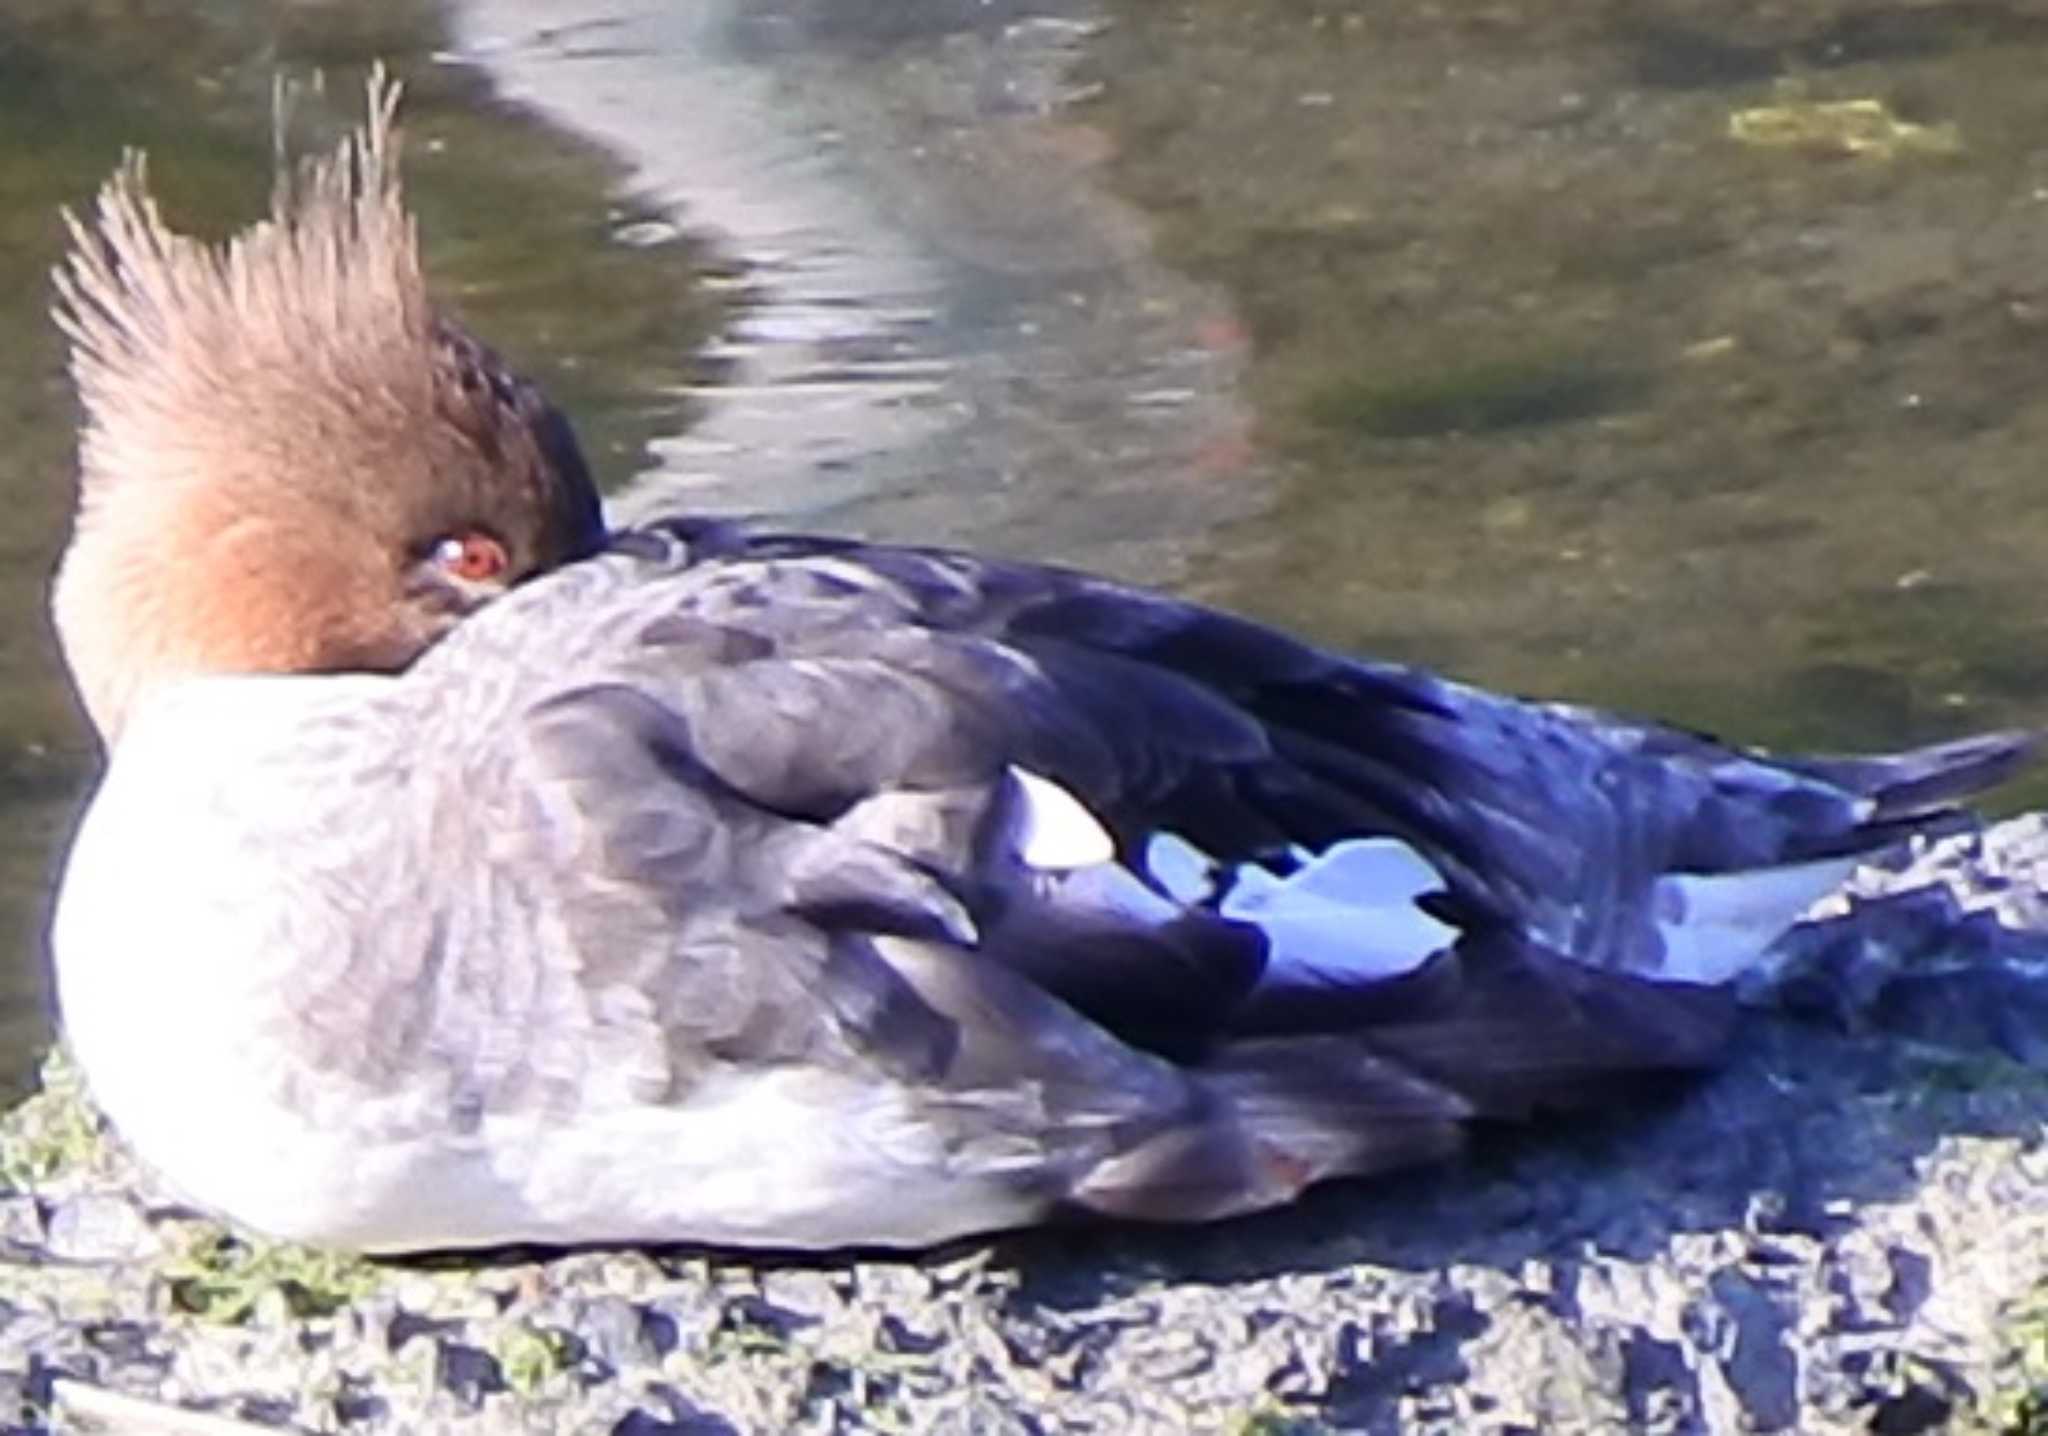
[433,532,509,584]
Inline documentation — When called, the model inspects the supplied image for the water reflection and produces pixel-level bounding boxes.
[454,0,1256,569]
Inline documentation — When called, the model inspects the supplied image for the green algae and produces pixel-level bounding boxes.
[1728,95,1963,159]
[1304,354,1648,441]
[1983,1284,2048,1435]
[0,1045,98,1190]
[165,1224,381,1324]
[495,1322,577,1397]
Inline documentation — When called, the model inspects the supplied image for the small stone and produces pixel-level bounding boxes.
[332,1382,387,1427]
[78,1321,163,1371]
[613,1383,742,1436]
[386,1307,461,1354]
[0,1195,46,1249]
[759,1269,843,1319]
[642,1292,721,1357]
[41,1196,156,1264]
[572,1295,649,1372]
[1869,1385,1952,1436]
[236,1394,299,1426]
[720,1294,814,1343]
[877,1313,945,1356]
[434,1340,507,1408]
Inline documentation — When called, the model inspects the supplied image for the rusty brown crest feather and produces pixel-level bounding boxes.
[53,68,425,513]
[47,69,604,744]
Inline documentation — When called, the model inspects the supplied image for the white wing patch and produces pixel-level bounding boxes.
[1009,786,1459,990]
[1005,768,1116,871]
[1650,856,1859,985]
[1143,831,1216,904]
[1221,837,1458,988]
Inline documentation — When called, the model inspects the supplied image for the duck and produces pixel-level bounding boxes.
[44,76,2034,1253]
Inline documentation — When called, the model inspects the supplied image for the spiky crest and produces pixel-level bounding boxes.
[53,68,423,515]
[47,70,605,745]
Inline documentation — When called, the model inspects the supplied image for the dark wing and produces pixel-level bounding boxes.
[620,520,2027,968]
[497,628,1466,1225]
[475,519,2027,1224]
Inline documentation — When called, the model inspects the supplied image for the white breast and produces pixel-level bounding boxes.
[52,677,408,1235]
[50,675,1051,1252]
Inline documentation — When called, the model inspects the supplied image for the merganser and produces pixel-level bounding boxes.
[45,78,2034,1253]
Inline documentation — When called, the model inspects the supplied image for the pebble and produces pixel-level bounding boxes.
[39,1197,156,1266]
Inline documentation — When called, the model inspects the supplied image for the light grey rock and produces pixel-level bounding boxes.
[2,816,2044,1434]
[40,1197,157,1266]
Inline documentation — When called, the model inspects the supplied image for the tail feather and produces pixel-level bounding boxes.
[1237,682,2036,985]
[1774,729,2040,821]
[1649,857,1862,985]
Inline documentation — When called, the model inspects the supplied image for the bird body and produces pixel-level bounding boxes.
[45,77,2033,1252]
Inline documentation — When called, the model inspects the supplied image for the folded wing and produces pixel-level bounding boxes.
[458,520,2028,1229]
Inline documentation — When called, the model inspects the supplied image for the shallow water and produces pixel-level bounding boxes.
[1082,1,2048,766]
[5,0,2047,1089]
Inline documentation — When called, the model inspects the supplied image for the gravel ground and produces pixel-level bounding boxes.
[1,820,2044,1435]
